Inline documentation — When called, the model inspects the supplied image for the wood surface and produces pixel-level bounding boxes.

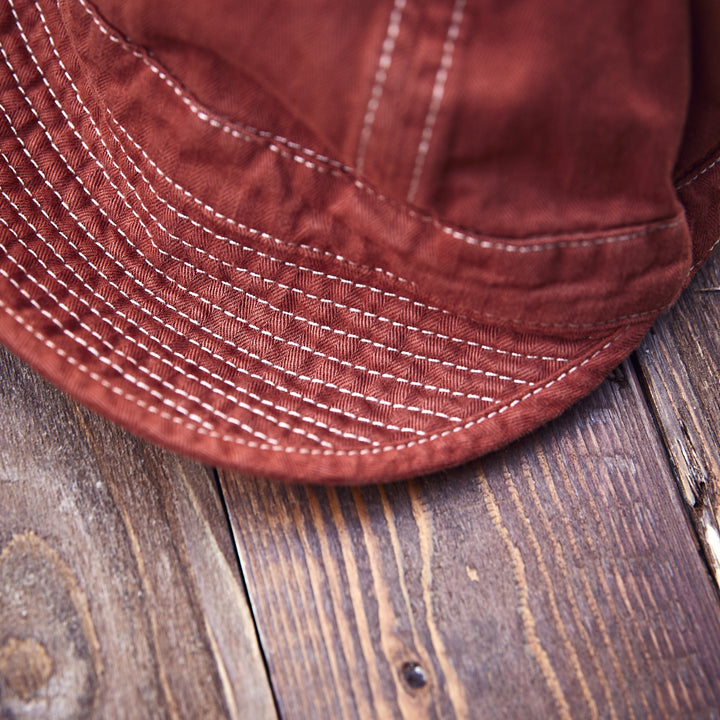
[635,251,720,587]
[0,349,276,720]
[1,250,720,718]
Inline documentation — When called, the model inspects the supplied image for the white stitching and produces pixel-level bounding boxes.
[673,146,720,273]
[106,118,450,334]
[78,0,356,171]
[0,246,334,446]
[675,151,720,190]
[406,0,466,204]
[0,212,408,446]
[102,115,412,284]
[0,65,492,420]
[95,125,549,378]
[15,5,564,364]
[0,115,502,405]
[355,0,406,175]
[691,234,720,274]
[0,42,515,396]
[110,118,458,325]
[76,0,684,255]
[0,260,226,434]
[0,168,447,435]
[0,182,470,435]
[0,287,630,458]
[0,295,262,445]
[104,124,679,331]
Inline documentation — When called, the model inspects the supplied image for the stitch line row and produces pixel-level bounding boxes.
[0,249,327,447]
[675,151,720,190]
[406,0,466,204]
[0,164,451,436]
[0,285,630,457]
[355,0,406,174]
[0,211,408,447]
[691,234,720,274]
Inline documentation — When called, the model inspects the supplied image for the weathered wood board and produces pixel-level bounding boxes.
[0,347,276,719]
[635,249,720,586]
[220,361,720,719]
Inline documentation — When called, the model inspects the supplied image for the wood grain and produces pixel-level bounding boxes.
[0,347,276,720]
[220,361,720,719]
[635,248,720,586]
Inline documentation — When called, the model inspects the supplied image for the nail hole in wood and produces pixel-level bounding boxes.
[401,661,427,689]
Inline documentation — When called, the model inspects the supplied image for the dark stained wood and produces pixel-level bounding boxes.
[0,347,276,720]
[220,360,720,719]
[635,248,720,587]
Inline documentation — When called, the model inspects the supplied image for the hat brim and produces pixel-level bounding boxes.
[0,0,700,483]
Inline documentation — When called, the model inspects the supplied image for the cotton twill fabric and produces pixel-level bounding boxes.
[0,0,718,483]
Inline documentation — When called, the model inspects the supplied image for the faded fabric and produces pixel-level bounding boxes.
[0,0,718,483]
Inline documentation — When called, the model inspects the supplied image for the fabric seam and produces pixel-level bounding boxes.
[406,0,466,203]
[355,0,407,175]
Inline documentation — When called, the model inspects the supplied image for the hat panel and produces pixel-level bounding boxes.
[0,1,580,452]
[403,1,690,237]
[87,0,392,168]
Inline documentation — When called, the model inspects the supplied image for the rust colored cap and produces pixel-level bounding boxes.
[1,0,719,483]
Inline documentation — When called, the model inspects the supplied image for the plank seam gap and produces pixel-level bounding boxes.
[211,467,284,719]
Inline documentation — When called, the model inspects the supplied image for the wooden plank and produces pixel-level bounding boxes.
[0,347,277,720]
[221,362,720,719]
[635,248,720,585]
